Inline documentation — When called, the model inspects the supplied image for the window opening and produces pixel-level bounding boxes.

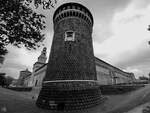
[65,31,75,41]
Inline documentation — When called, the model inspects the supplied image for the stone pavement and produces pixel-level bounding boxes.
[126,102,150,113]
[0,87,105,113]
[1,84,150,113]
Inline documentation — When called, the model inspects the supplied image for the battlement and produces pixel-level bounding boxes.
[53,2,94,26]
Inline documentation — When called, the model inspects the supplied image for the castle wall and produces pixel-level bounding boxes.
[44,15,96,81]
[95,57,135,84]
[33,65,47,87]
[30,57,135,88]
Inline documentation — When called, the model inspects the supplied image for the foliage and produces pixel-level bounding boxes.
[0,55,5,64]
[0,0,47,56]
[139,76,149,80]
[5,76,15,86]
[7,87,32,91]
[25,0,57,9]
[0,74,6,87]
[99,84,144,95]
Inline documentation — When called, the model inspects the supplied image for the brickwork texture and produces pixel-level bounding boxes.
[36,2,103,111]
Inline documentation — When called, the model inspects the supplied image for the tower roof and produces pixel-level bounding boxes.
[53,2,94,25]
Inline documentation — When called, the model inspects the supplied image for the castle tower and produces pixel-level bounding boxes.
[36,3,102,111]
[33,47,47,72]
[44,3,96,81]
[38,47,47,64]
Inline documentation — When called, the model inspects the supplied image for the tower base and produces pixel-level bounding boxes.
[36,80,103,111]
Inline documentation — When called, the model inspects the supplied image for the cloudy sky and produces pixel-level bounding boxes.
[1,0,150,79]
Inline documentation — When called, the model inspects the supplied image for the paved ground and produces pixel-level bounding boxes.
[126,102,150,113]
[0,84,150,113]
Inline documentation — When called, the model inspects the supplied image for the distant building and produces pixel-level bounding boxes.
[22,48,136,88]
[32,47,47,73]
[31,63,47,87]
[95,58,136,85]
[17,68,31,86]
[24,75,32,87]
[22,47,47,87]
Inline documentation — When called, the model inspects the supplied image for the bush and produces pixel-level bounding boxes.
[99,84,144,95]
[7,87,32,91]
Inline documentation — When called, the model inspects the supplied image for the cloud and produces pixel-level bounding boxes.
[94,1,150,78]
[131,0,150,9]
[0,45,41,78]
[87,0,131,43]
[115,44,150,67]
[113,41,150,78]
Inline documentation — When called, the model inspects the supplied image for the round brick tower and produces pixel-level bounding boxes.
[36,2,102,111]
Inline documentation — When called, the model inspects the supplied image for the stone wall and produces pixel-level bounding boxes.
[32,65,47,87]
[30,57,135,88]
[44,17,96,81]
[95,57,135,84]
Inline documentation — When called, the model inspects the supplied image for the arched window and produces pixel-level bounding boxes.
[65,31,75,41]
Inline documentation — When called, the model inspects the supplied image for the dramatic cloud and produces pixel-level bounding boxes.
[94,0,150,78]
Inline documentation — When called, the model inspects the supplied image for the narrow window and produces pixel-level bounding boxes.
[64,12,67,17]
[73,11,75,16]
[70,11,73,16]
[65,31,75,41]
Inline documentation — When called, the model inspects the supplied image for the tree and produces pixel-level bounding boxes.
[0,55,5,64]
[0,0,58,64]
[25,0,57,9]
[5,76,15,86]
[0,74,6,87]
[139,76,149,80]
[0,0,50,56]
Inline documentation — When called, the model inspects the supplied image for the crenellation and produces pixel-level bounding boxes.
[53,4,93,26]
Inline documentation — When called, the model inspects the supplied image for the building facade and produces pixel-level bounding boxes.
[95,58,136,85]
[23,50,136,88]
[32,64,47,87]
[17,68,31,86]
[23,49,136,87]
[26,57,136,88]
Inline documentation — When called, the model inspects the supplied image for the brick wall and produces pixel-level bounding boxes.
[44,18,96,81]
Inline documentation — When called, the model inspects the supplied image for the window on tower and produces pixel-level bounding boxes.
[65,31,75,41]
